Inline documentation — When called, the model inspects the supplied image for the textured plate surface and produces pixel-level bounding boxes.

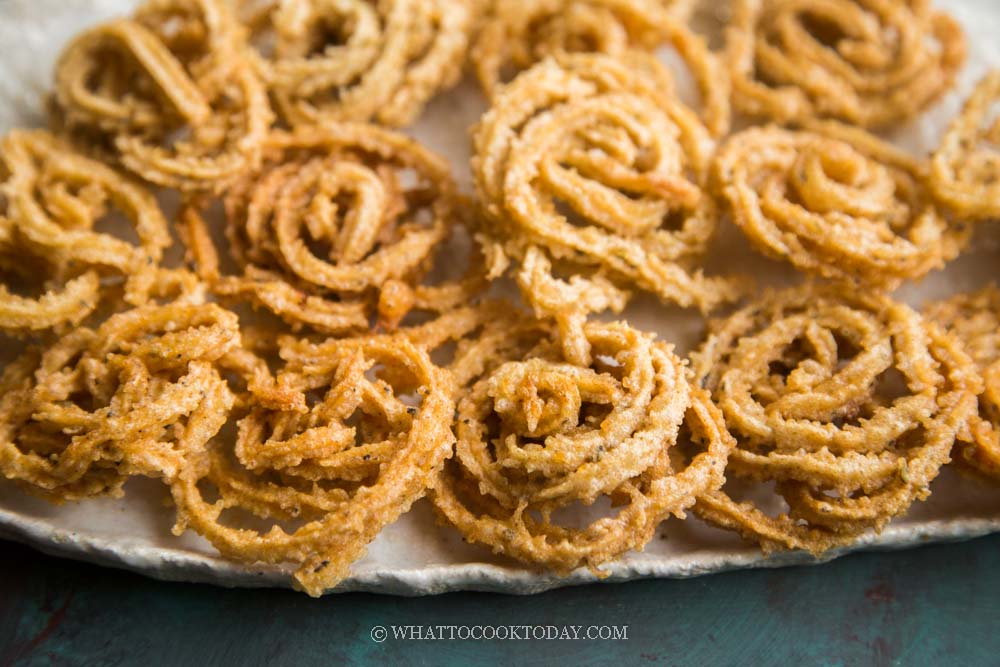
[2,0,1000,595]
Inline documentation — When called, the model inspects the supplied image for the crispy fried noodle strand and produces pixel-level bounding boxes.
[0,303,238,501]
[170,333,455,596]
[712,123,968,286]
[726,0,965,128]
[925,286,1000,479]
[431,314,734,573]
[472,52,741,328]
[691,285,980,554]
[930,70,1000,222]
[240,0,472,128]
[52,0,273,192]
[179,123,460,333]
[472,0,725,133]
[0,129,172,334]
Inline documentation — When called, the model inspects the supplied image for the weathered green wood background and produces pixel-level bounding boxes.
[2,535,998,666]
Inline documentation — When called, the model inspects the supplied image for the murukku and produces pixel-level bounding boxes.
[925,287,1000,479]
[726,0,965,128]
[430,311,735,574]
[0,214,100,336]
[712,123,968,287]
[239,0,472,128]
[929,70,1000,222]
[52,0,272,192]
[0,129,173,333]
[0,303,238,502]
[691,285,980,554]
[472,3,729,136]
[170,332,455,596]
[472,52,741,324]
[179,123,462,334]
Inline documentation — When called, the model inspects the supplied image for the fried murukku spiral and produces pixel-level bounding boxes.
[52,0,272,192]
[430,309,734,573]
[0,303,239,502]
[925,287,1000,479]
[726,0,965,128]
[472,0,718,118]
[0,214,100,336]
[0,129,173,334]
[473,52,740,325]
[691,285,980,554]
[170,332,455,596]
[929,70,1000,222]
[712,123,968,287]
[239,0,472,128]
[179,122,462,334]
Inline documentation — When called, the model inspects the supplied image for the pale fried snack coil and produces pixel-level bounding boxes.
[52,0,272,192]
[472,53,741,319]
[471,1,666,90]
[0,303,239,502]
[0,129,174,333]
[240,0,472,128]
[925,287,1000,479]
[726,0,965,128]
[691,285,980,554]
[0,215,100,336]
[169,333,455,596]
[929,70,1000,222]
[430,310,735,574]
[179,123,460,334]
[712,123,968,287]
[473,3,729,136]
[515,246,629,367]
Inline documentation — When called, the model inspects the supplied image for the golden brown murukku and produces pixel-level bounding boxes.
[0,303,238,501]
[472,52,740,326]
[3,0,998,594]
[712,123,968,286]
[470,0,708,98]
[170,332,455,596]
[431,311,734,573]
[473,3,728,136]
[925,287,1000,479]
[0,129,173,334]
[929,70,1000,222]
[52,0,272,192]
[0,214,100,336]
[726,0,965,128]
[179,122,463,334]
[239,0,472,128]
[691,285,980,554]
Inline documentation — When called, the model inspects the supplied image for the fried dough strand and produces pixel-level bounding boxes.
[691,285,979,554]
[178,123,463,334]
[925,286,1000,479]
[170,332,455,596]
[726,0,965,128]
[930,70,1000,222]
[473,0,722,133]
[240,0,472,128]
[52,0,272,192]
[472,53,742,326]
[0,129,174,334]
[0,303,239,501]
[712,123,968,286]
[431,307,734,573]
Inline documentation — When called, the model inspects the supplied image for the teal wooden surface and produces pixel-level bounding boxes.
[1,535,999,666]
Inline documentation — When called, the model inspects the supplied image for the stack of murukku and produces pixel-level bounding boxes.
[3,0,1000,595]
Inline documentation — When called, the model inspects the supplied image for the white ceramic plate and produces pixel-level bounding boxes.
[2,0,1000,595]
